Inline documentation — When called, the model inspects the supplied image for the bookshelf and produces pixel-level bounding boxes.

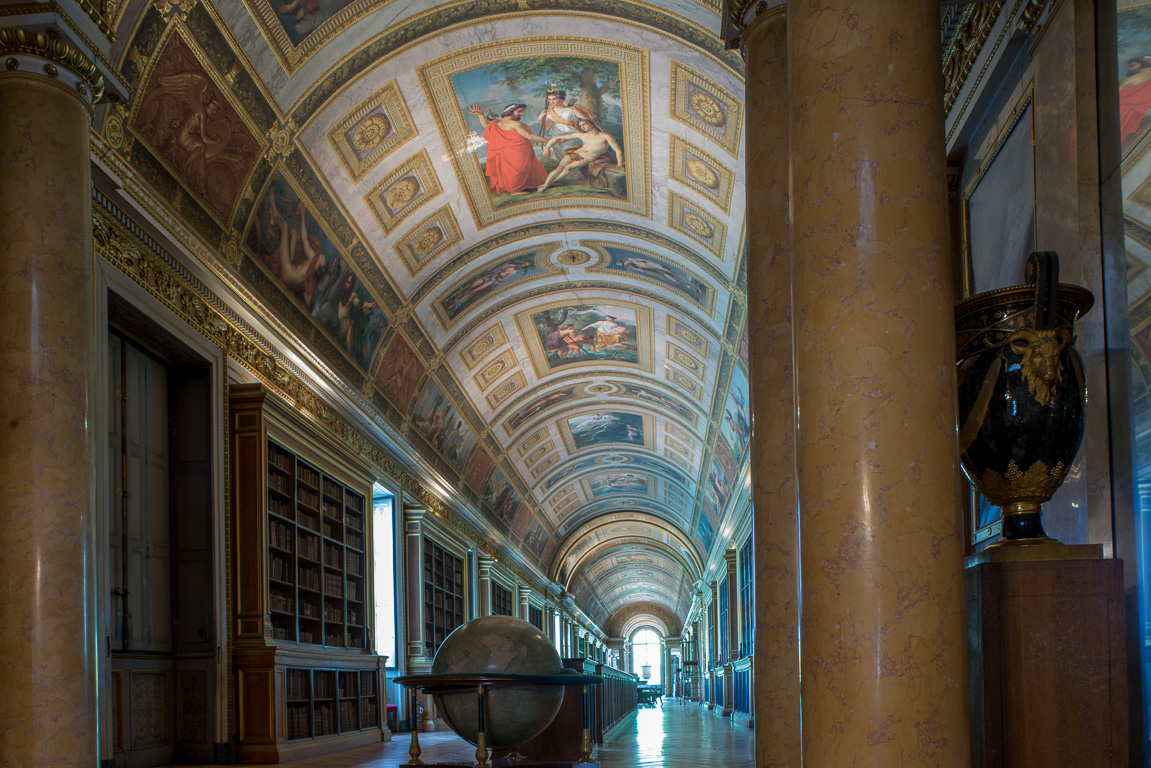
[229,384,388,763]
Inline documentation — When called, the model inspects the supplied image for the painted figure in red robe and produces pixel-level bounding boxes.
[1120,56,1151,146]
[468,103,549,195]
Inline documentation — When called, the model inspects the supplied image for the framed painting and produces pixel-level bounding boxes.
[961,89,1036,297]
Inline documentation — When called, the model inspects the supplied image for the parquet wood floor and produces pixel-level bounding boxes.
[162,699,753,767]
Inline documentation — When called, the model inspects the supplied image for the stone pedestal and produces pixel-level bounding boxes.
[967,553,1128,767]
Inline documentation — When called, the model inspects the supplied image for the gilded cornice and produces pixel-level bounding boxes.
[0,3,120,78]
[942,1,1004,115]
[92,189,558,600]
[0,27,105,104]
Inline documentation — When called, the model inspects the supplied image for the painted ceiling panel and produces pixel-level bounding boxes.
[107,0,749,631]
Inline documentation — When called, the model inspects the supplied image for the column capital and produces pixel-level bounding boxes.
[517,584,532,598]
[723,547,738,571]
[0,27,104,111]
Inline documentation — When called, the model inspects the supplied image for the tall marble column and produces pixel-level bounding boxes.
[0,28,104,767]
[403,505,428,666]
[721,549,738,717]
[476,555,494,617]
[740,1,801,763]
[789,1,970,763]
[517,585,532,622]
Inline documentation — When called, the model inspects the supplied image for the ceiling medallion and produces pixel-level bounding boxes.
[385,177,419,210]
[586,384,614,394]
[413,227,444,255]
[686,158,719,189]
[353,113,391,151]
[683,212,713,238]
[688,92,725,127]
[557,250,591,266]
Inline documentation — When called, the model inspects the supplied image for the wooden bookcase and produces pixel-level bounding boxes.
[230,384,387,763]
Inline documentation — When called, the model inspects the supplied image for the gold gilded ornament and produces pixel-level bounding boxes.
[688,91,725,127]
[683,212,712,238]
[557,250,590,266]
[978,459,1068,506]
[353,113,391,151]
[685,158,719,189]
[1007,327,1070,406]
[413,227,443,255]
[385,177,419,210]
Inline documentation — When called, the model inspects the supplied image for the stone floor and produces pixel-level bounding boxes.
[163,699,754,767]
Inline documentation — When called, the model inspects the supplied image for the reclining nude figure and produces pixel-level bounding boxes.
[536,117,625,194]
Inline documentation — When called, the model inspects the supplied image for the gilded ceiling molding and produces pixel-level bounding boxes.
[289,3,742,132]
[91,189,559,602]
[942,2,1004,115]
[0,27,105,106]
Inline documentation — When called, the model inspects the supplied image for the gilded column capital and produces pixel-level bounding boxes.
[0,27,104,107]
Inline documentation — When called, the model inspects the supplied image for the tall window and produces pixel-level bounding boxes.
[631,628,663,686]
[529,605,543,630]
[492,582,513,616]
[738,534,754,659]
[371,486,397,665]
[718,576,729,665]
[423,539,464,657]
[553,612,562,654]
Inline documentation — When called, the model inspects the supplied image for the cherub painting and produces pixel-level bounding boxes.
[532,305,638,370]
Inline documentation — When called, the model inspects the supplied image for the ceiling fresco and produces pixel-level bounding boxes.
[103,0,748,629]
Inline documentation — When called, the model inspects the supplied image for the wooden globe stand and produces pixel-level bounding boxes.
[395,672,601,767]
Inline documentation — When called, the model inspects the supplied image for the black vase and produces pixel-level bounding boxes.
[954,284,1093,545]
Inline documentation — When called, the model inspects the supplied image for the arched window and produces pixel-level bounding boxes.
[630,627,662,686]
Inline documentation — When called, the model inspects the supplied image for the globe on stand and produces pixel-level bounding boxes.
[431,615,565,750]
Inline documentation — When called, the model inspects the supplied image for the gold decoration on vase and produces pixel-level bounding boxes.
[1007,327,1071,406]
[0,27,105,104]
[979,459,1068,507]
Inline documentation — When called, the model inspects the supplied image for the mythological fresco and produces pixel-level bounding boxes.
[594,246,711,308]
[705,457,730,519]
[713,435,737,484]
[464,447,496,493]
[588,472,648,498]
[617,383,697,425]
[436,250,548,323]
[411,378,478,473]
[529,305,639,369]
[696,513,715,555]
[451,56,626,203]
[133,32,260,221]
[374,334,425,414]
[541,457,599,492]
[720,364,751,458]
[1116,7,1151,150]
[505,387,580,433]
[619,454,691,487]
[420,39,648,227]
[264,0,357,46]
[482,467,523,525]
[568,412,645,450]
[521,520,550,559]
[245,172,388,370]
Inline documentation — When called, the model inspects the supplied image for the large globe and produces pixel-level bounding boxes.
[431,615,565,749]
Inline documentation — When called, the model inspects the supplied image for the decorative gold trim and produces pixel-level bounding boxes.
[942,2,1003,114]
[472,349,519,391]
[394,204,463,277]
[0,27,104,104]
[329,79,417,181]
[517,427,549,457]
[669,60,742,157]
[668,134,735,213]
[667,192,726,261]
[665,366,703,400]
[485,371,526,410]
[365,149,442,235]
[458,323,509,371]
[666,341,706,381]
[667,315,711,358]
[0,3,120,73]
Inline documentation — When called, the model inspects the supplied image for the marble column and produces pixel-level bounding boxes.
[517,585,531,622]
[0,29,104,767]
[402,505,429,665]
[740,2,801,763]
[476,555,494,617]
[545,606,557,644]
[721,549,738,717]
[789,0,970,764]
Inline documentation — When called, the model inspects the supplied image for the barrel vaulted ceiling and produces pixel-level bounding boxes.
[100,0,749,628]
